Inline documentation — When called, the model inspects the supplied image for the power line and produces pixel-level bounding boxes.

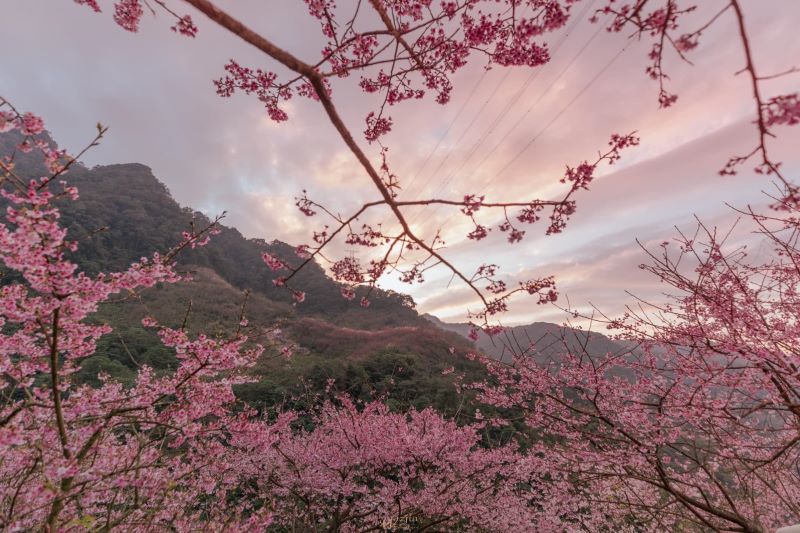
[407,64,516,207]
[402,69,489,196]
[403,2,542,200]
[460,22,607,190]
[408,0,598,225]
[425,39,632,233]
[487,42,631,187]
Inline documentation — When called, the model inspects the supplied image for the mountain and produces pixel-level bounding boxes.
[1,129,424,329]
[1,130,498,418]
[1,129,633,421]
[424,314,634,364]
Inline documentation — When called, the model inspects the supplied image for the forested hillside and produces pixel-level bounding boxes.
[1,130,635,400]
[1,130,422,328]
[425,314,631,363]
[0,130,500,418]
[1,129,635,422]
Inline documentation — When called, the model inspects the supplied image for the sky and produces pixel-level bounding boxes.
[2,0,799,326]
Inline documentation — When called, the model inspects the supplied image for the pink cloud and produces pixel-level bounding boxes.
[2,0,798,325]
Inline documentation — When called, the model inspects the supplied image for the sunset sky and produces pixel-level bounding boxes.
[3,0,799,325]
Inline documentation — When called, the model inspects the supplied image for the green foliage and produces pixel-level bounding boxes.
[2,130,426,329]
[53,162,423,328]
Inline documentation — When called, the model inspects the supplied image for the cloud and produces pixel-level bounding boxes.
[395,120,800,324]
[3,0,798,326]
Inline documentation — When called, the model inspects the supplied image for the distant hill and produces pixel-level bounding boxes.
[424,314,634,364]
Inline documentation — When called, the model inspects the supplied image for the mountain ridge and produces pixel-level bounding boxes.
[424,313,633,364]
[2,130,497,415]
[1,129,424,329]
[2,129,632,409]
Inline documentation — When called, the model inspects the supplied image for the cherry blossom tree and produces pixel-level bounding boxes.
[4,0,799,529]
[0,100,281,531]
[229,397,539,531]
[66,0,796,335]
[475,203,800,531]
[0,101,541,531]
